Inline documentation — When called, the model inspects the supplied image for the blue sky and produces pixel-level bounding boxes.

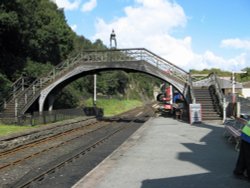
[52,0,250,71]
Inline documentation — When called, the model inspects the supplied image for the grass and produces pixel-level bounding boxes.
[0,124,35,136]
[0,99,143,136]
[85,98,143,116]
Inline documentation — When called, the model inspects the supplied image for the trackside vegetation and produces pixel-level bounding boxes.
[84,98,143,116]
[0,124,35,136]
[0,99,142,136]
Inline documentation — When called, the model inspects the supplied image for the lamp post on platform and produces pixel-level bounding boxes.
[93,74,97,107]
[231,71,246,103]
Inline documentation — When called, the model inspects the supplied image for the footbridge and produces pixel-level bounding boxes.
[0,48,223,120]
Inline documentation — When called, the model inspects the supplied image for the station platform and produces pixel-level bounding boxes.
[73,117,249,188]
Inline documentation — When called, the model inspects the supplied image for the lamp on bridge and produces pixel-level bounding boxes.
[110,29,117,49]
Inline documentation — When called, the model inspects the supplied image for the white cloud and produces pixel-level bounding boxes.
[81,0,97,12]
[221,38,250,51]
[52,0,81,10]
[92,0,249,71]
[191,51,248,71]
[70,24,77,31]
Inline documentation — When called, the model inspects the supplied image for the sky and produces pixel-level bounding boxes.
[51,0,250,72]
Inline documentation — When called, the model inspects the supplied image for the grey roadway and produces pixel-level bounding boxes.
[73,117,249,188]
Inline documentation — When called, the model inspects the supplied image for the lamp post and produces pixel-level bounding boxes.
[110,29,117,49]
[232,71,235,103]
[231,71,246,103]
[93,74,97,107]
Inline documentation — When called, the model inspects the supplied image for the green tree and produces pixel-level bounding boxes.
[22,59,54,78]
[0,0,75,79]
[239,67,250,82]
[0,73,11,101]
[0,0,25,79]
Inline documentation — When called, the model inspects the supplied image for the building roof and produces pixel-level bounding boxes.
[217,77,242,89]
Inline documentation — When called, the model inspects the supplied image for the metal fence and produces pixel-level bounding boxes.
[0,107,103,126]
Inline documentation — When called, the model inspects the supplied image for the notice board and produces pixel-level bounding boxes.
[189,103,202,124]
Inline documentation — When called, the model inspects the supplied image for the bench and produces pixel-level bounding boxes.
[223,117,247,151]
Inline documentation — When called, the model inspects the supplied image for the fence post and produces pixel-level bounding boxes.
[29,115,33,126]
[54,113,56,122]
[223,97,226,123]
[43,113,46,124]
[15,98,18,117]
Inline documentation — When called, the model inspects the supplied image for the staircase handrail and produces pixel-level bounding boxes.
[209,72,225,108]
[19,53,83,113]
[139,48,189,82]
[0,76,33,110]
[188,74,196,103]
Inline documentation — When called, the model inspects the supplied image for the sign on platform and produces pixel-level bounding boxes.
[189,103,202,124]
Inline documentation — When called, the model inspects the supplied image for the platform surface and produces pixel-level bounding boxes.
[73,117,249,188]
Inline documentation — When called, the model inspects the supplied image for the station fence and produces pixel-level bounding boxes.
[0,107,103,126]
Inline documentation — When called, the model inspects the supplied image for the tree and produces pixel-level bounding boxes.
[0,0,25,79]
[0,73,11,101]
[0,0,75,79]
[239,67,250,82]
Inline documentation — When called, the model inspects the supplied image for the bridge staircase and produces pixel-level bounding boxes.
[0,48,190,118]
[193,87,222,121]
[191,72,225,121]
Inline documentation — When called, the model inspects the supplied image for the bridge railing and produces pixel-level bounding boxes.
[33,48,189,87]
[30,48,190,91]
[112,48,189,83]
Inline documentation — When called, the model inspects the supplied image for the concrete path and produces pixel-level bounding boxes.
[73,117,249,188]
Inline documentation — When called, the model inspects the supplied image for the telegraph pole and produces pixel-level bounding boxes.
[93,74,97,107]
[110,29,117,49]
[231,71,246,103]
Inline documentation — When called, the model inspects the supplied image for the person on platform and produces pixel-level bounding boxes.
[233,121,250,181]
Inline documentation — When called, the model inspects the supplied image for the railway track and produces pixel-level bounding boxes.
[0,104,155,188]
